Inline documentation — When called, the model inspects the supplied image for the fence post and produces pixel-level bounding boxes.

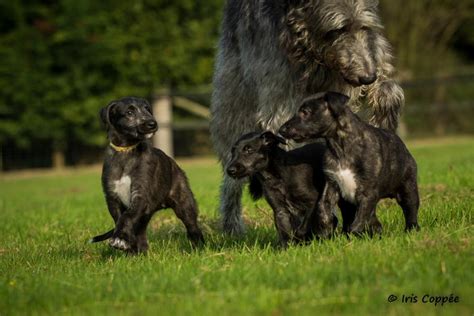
[153,90,174,158]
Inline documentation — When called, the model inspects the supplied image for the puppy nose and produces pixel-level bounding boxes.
[145,120,157,130]
[227,166,237,176]
[359,74,377,85]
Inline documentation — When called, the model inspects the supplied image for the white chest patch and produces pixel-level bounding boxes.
[326,168,357,202]
[113,175,131,207]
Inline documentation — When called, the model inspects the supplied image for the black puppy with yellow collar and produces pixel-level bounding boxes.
[90,97,204,253]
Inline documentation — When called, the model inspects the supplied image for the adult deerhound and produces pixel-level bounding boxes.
[210,0,405,234]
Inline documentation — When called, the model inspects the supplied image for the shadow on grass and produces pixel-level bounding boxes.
[89,211,415,261]
[91,221,279,261]
[148,226,279,252]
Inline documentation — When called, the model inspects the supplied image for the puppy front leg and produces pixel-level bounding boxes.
[348,196,378,236]
[105,195,125,223]
[273,208,294,248]
[110,196,149,253]
[90,196,125,243]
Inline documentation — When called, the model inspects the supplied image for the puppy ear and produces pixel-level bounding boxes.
[324,92,352,134]
[99,107,108,126]
[99,101,117,128]
[324,92,350,117]
[260,131,287,146]
[144,100,153,114]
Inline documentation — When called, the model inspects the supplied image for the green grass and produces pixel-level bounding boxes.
[0,138,473,315]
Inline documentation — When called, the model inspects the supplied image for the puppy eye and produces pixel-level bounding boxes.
[126,110,134,116]
[300,108,311,118]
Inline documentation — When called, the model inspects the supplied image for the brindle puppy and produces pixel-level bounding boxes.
[280,92,420,236]
[227,131,340,247]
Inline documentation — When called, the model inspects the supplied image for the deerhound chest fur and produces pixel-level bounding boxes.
[211,0,405,234]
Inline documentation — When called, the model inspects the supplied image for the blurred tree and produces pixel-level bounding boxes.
[0,0,473,169]
[0,0,222,168]
[380,0,474,136]
[380,0,474,79]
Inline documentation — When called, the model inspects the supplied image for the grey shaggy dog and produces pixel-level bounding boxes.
[210,0,405,234]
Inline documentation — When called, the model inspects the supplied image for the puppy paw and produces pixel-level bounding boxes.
[109,237,131,251]
[370,221,383,236]
[188,231,205,248]
[348,222,364,235]
[136,237,149,254]
[349,222,372,236]
[292,226,304,239]
[405,223,420,232]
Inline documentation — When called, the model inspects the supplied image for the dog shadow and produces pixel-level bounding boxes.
[90,214,385,260]
[91,223,280,261]
[146,222,280,252]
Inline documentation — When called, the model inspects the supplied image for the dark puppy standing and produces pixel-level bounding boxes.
[90,97,204,253]
[280,92,420,235]
[226,131,338,247]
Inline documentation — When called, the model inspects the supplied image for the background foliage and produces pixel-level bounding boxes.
[0,0,222,150]
[0,0,473,169]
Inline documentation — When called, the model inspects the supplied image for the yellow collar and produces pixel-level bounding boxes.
[109,142,138,153]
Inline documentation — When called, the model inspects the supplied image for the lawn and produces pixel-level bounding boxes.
[0,137,473,315]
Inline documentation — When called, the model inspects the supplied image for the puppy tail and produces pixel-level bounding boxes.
[89,229,114,243]
[248,176,263,201]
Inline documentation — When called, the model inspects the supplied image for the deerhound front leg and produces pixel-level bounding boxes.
[219,174,245,235]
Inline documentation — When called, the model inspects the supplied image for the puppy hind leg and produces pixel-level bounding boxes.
[171,198,205,247]
[219,175,245,235]
[397,181,420,232]
[173,206,205,247]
